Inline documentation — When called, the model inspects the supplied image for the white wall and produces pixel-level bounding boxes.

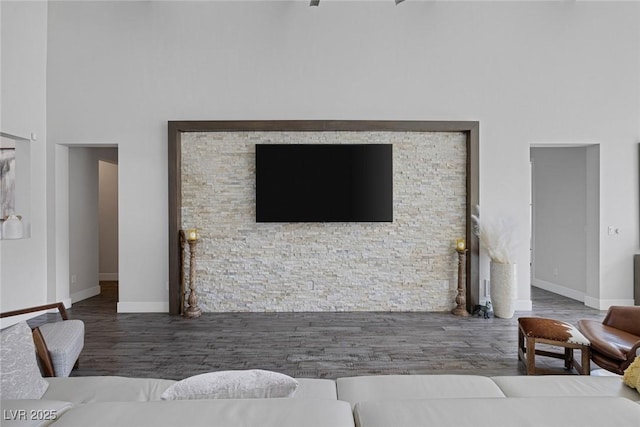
[0,0,52,320]
[5,1,637,313]
[68,148,99,302]
[98,159,118,281]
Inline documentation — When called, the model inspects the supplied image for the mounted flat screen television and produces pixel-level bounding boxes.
[256,144,393,222]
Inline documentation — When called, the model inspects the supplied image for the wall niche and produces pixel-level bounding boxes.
[0,132,31,240]
[168,121,479,314]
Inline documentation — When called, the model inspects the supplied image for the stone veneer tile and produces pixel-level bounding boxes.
[182,131,466,312]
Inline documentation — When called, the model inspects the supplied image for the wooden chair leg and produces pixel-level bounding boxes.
[581,346,590,375]
[526,337,536,375]
[564,347,573,370]
[518,327,525,363]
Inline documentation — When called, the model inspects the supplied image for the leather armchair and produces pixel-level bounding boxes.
[577,306,640,375]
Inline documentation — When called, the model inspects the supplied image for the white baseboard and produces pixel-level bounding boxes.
[2,299,73,328]
[0,313,40,329]
[99,273,119,281]
[533,279,635,310]
[514,299,532,311]
[71,286,101,303]
[583,296,636,311]
[117,301,169,313]
[532,279,585,302]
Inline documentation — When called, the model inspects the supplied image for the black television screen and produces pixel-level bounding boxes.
[256,144,393,222]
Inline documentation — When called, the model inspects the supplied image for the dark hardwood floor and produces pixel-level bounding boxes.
[30,286,606,380]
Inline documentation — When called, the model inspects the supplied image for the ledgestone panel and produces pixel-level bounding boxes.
[181,131,466,312]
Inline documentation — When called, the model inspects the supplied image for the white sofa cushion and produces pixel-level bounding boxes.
[491,375,640,401]
[42,376,335,403]
[0,399,73,427]
[47,399,355,427]
[353,397,640,427]
[160,369,299,400]
[337,374,505,408]
[0,322,49,400]
[292,378,337,399]
[43,376,176,403]
[38,320,84,377]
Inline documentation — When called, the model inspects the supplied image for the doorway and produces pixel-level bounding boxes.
[67,147,118,310]
[98,159,118,306]
[530,145,599,307]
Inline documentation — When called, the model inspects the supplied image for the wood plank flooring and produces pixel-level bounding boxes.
[28,286,606,380]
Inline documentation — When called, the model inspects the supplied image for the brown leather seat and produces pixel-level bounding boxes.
[577,306,640,374]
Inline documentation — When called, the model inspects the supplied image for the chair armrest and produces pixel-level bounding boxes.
[32,326,56,377]
[620,340,640,372]
[1,302,78,378]
[602,306,640,336]
[1,302,69,321]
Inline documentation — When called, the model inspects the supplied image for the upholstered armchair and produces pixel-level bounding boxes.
[577,306,640,375]
[1,302,84,377]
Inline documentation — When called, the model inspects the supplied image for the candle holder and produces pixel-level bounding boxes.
[179,230,187,316]
[184,229,202,319]
[452,241,470,317]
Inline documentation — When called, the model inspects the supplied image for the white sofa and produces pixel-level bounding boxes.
[337,374,640,427]
[2,321,640,427]
[2,373,639,427]
[1,376,354,427]
[0,321,354,427]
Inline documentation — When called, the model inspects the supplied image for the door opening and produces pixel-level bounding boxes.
[530,145,599,308]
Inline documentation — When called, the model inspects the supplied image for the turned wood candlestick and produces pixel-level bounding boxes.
[185,236,202,319]
[452,248,470,317]
[179,230,187,316]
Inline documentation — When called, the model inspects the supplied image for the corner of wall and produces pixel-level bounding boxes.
[117,301,169,313]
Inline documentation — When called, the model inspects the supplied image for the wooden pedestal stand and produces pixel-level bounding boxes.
[184,237,202,319]
[452,248,470,317]
[179,230,186,316]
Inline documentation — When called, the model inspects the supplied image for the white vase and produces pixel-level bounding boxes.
[490,261,517,319]
[2,215,23,239]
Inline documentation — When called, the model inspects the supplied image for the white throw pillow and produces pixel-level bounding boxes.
[0,321,49,400]
[160,369,299,400]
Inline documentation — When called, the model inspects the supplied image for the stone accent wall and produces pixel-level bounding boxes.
[181,131,466,312]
